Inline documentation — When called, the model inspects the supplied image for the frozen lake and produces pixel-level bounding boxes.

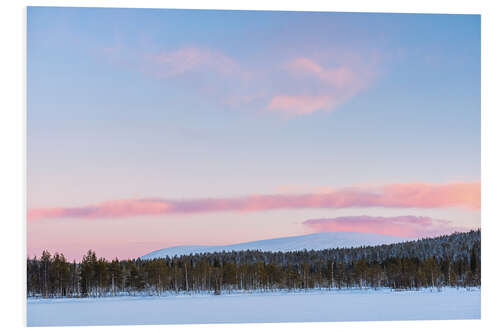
[27,288,480,326]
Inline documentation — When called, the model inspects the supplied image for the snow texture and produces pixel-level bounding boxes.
[141,232,409,259]
[27,288,480,326]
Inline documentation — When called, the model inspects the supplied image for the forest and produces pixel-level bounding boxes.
[27,230,480,298]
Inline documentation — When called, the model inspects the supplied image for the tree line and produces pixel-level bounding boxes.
[27,230,480,298]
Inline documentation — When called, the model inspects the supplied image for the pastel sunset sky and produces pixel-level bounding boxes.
[27,7,480,260]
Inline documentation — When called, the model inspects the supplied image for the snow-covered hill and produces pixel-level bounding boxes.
[140,232,408,259]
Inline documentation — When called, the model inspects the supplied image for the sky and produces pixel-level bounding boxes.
[27,7,481,260]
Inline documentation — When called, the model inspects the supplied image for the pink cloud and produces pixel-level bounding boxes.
[288,57,359,88]
[267,95,335,116]
[303,215,467,238]
[28,199,173,221]
[266,57,372,116]
[105,44,376,117]
[274,184,336,194]
[377,182,481,210]
[28,182,480,221]
[144,46,242,78]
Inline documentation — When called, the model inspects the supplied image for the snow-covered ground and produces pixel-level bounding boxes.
[141,232,408,259]
[27,288,480,326]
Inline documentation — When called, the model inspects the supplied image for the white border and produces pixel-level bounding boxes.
[1,0,499,332]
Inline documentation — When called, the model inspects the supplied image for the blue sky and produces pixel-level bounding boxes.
[27,7,480,259]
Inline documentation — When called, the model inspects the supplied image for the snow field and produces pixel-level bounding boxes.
[27,287,480,326]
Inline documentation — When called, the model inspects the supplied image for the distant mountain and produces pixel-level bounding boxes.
[140,232,409,259]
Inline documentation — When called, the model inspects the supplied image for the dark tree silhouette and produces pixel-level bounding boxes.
[27,230,480,298]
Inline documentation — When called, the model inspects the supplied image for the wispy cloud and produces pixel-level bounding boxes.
[266,57,373,116]
[303,215,467,238]
[28,182,480,221]
[104,44,376,117]
[287,57,361,88]
[144,47,242,78]
[267,95,335,116]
